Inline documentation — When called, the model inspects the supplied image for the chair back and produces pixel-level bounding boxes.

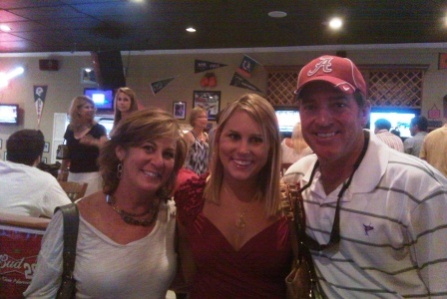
[59,181,88,201]
[0,212,50,299]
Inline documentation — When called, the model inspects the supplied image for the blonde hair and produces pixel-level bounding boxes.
[291,122,309,153]
[204,93,282,217]
[99,108,187,199]
[68,95,96,129]
[113,87,138,126]
[189,106,207,127]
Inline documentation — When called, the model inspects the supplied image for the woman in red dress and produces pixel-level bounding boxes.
[175,93,292,298]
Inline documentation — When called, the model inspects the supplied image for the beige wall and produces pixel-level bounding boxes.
[1,45,447,161]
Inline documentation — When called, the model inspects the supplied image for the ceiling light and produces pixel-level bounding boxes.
[329,17,343,30]
[186,27,196,33]
[0,24,11,32]
[268,11,287,18]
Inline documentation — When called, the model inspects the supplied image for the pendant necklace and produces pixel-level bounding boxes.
[106,195,159,227]
[235,209,248,229]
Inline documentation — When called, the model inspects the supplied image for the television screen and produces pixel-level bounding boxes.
[83,88,114,110]
[368,108,419,138]
[274,108,300,135]
[0,104,19,124]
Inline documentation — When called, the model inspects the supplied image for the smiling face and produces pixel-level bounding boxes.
[218,109,269,185]
[115,91,132,113]
[298,81,369,165]
[115,137,177,196]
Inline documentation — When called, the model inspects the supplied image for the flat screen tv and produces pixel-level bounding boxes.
[0,104,19,125]
[274,107,300,136]
[83,88,114,111]
[368,108,419,138]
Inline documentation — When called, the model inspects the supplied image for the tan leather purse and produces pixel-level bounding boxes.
[281,182,321,299]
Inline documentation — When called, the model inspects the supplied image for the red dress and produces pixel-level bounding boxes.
[175,175,293,299]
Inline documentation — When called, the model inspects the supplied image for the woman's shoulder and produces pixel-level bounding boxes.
[174,170,207,219]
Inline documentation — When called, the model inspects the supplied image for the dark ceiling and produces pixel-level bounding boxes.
[0,0,446,54]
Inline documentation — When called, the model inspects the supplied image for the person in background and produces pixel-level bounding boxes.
[0,129,70,218]
[374,118,404,152]
[25,108,187,298]
[112,87,139,130]
[404,115,428,157]
[283,55,447,298]
[183,106,210,175]
[57,96,108,196]
[420,120,447,177]
[175,94,292,298]
[280,122,312,167]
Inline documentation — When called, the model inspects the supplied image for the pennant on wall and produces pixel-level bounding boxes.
[150,77,176,95]
[439,53,447,70]
[194,60,227,73]
[229,73,262,93]
[236,55,259,78]
[33,85,47,128]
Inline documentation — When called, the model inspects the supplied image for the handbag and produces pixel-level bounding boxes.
[55,203,79,299]
[282,182,322,299]
[56,140,69,160]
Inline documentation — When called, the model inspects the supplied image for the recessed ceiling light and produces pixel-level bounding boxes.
[329,17,343,30]
[268,11,287,18]
[186,27,196,33]
[0,25,11,32]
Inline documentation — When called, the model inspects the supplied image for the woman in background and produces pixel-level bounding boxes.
[175,94,292,298]
[57,96,108,196]
[25,108,187,299]
[183,106,210,175]
[280,122,312,167]
[113,87,139,129]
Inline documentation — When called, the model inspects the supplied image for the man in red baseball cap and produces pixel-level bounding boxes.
[283,55,447,298]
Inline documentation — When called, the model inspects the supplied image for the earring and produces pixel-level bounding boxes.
[117,163,123,179]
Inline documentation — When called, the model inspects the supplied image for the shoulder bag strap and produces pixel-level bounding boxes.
[56,204,79,291]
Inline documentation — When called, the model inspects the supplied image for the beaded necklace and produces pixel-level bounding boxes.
[106,195,159,227]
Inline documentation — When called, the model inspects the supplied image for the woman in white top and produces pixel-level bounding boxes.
[24,109,187,299]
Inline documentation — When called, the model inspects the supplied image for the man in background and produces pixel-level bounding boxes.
[404,115,428,157]
[420,121,447,177]
[374,118,404,152]
[0,129,70,217]
[283,55,447,298]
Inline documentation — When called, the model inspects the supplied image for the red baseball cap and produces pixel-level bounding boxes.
[295,55,366,97]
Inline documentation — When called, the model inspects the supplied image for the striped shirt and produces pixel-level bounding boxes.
[375,129,404,152]
[283,130,447,298]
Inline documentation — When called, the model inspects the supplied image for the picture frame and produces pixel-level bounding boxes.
[0,138,2,150]
[3,151,7,161]
[173,101,186,120]
[81,68,96,84]
[193,90,221,121]
[43,142,50,153]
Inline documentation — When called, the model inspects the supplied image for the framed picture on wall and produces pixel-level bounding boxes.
[193,90,221,121]
[43,142,50,153]
[81,68,96,84]
[173,101,186,120]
